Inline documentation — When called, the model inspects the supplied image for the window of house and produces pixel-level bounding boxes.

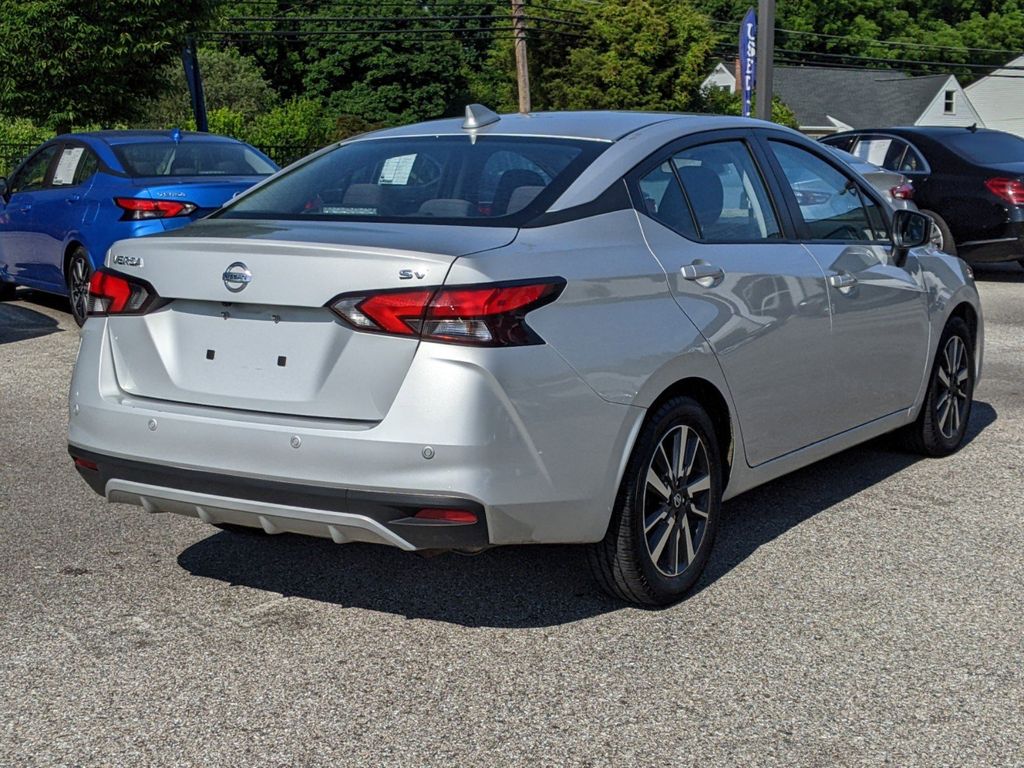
[944,90,956,115]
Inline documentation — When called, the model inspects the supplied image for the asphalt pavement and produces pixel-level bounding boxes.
[1,266,1022,766]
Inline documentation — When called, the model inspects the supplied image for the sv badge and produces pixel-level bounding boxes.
[399,268,428,280]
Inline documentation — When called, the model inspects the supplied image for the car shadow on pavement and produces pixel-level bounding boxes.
[972,262,1024,282]
[177,402,996,628]
[0,300,63,344]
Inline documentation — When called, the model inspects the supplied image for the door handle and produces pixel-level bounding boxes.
[15,203,32,213]
[65,194,81,204]
[681,262,725,285]
[828,272,858,290]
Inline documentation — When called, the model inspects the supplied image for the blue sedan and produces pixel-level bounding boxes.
[0,130,278,324]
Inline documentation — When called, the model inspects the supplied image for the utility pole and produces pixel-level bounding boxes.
[511,0,531,113]
[754,0,775,121]
[181,36,208,132]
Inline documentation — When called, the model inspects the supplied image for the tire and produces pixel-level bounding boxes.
[1018,258,1024,271]
[0,281,15,301]
[588,396,723,606]
[65,246,92,327]
[900,317,974,457]
[921,210,956,256]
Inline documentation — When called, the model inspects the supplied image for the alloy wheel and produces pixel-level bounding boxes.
[642,425,711,577]
[935,335,970,439]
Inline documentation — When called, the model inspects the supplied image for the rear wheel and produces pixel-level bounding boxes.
[589,396,722,606]
[65,246,92,327]
[901,317,974,456]
[921,210,956,255]
[0,281,15,301]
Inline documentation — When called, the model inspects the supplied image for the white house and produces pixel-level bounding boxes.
[965,55,1024,137]
[701,62,736,94]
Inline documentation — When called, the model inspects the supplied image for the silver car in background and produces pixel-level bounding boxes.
[824,144,917,210]
[69,109,982,605]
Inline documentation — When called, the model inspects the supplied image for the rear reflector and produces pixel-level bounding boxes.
[414,509,478,524]
[88,269,158,316]
[984,177,1024,205]
[73,457,99,471]
[114,197,197,220]
[329,278,565,347]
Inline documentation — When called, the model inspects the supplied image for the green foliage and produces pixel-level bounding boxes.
[0,117,54,147]
[0,0,218,131]
[543,0,719,112]
[698,87,799,128]
[140,46,279,128]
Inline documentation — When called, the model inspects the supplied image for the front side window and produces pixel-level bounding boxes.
[770,141,880,242]
[9,145,58,194]
[672,141,781,241]
[219,135,604,226]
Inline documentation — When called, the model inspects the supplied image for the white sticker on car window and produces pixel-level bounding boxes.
[52,147,85,186]
[378,154,416,185]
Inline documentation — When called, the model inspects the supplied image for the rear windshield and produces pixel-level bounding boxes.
[944,131,1024,164]
[216,135,606,226]
[114,141,277,177]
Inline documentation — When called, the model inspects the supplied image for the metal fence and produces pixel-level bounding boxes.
[0,143,36,176]
[0,142,319,177]
[256,144,322,168]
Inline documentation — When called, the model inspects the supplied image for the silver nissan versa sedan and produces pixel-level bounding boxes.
[68,108,983,605]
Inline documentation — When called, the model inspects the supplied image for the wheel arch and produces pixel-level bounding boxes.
[645,377,735,492]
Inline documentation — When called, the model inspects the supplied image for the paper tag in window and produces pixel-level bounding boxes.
[378,154,416,185]
[53,147,85,186]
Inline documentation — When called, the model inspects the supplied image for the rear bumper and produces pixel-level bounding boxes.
[68,316,643,548]
[70,446,489,549]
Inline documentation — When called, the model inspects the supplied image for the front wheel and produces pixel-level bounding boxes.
[589,396,723,606]
[900,317,974,456]
[65,246,93,327]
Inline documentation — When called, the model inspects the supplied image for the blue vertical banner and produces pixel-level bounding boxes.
[739,8,757,118]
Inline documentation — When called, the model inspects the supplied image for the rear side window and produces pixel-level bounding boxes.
[51,146,99,187]
[638,162,699,239]
[218,135,605,226]
[674,141,781,241]
[770,141,882,242]
[850,136,907,171]
[114,142,276,177]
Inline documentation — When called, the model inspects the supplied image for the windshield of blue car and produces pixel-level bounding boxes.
[113,142,277,177]
[944,131,1024,165]
[216,135,606,226]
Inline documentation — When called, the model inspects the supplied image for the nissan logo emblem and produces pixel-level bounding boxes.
[222,262,252,293]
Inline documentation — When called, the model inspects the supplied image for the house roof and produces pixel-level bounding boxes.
[772,67,951,129]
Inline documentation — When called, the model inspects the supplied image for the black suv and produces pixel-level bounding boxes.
[823,126,1024,266]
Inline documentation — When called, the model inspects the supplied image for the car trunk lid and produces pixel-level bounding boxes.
[103,221,516,420]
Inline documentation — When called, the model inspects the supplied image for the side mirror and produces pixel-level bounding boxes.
[891,208,930,265]
[0,176,8,202]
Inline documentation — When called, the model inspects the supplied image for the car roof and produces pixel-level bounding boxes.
[358,110,770,143]
[830,126,1001,140]
[58,130,244,146]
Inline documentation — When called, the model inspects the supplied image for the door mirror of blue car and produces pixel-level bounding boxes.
[0,176,8,202]
[891,209,931,266]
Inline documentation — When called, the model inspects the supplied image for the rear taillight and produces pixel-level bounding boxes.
[329,278,565,347]
[890,182,914,200]
[984,177,1024,205]
[88,269,157,316]
[114,197,197,220]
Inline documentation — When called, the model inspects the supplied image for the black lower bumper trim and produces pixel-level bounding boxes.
[69,445,490,550]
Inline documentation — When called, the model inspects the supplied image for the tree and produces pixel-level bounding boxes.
[0,0,217,131]
[542,0,719,112]
[139,46,280,129]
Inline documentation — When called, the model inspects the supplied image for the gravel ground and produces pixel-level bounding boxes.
[1,265,1022,767]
